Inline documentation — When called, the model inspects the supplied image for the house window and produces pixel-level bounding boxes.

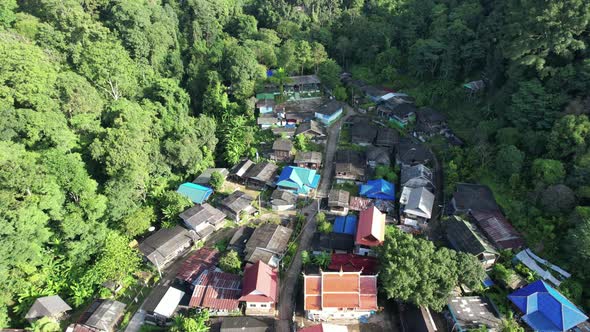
[249,303,256,307]
[260,304,267,308]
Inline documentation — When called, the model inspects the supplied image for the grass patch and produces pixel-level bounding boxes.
[333,182,360,196]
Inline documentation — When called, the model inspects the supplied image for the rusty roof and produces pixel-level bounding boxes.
[176,247,220,283]
[189,270,241,311]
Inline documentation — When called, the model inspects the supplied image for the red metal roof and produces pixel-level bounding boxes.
[329,254,378,275]
[303,271,378,311]
[176,248,220,283]
[189,270,241,311]
[355,206,385,247]
[471,211,524,250]
[239,260,278,302]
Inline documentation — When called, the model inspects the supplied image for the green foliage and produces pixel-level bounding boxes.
[531,159,565,186]
[26,317,61,332]
[377,227,485,310]
[0,0,17,28]
[316,212,332,234]
[170,310,210,332]
[374,165,398,183]
[121,206,155,237]
[317,59,342,89]
[301,250,311,266]
[548,115,590,159]
[313,251,331,269]
[495,145,524,178]
[219,250,241,274]
[209,171,225,191]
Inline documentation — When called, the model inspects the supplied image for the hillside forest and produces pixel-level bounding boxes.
[1,0,590,328]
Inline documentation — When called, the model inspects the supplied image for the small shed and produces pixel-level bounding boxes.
[25,295,71,322]
[272,139,294,161]
[229,159,255,182]
[328,189,350,216]
[84,300,126,332]
[270,189,298,211]
[294,151,322,169]
[176,182,213,204]
[193,168,229,185]
[144,286,185,324]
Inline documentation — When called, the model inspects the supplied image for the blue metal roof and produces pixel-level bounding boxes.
[333,215,358,235]
[177,182,213,204]
[276,166,320,195]
[508,280,588,332]
[359,179,395,201]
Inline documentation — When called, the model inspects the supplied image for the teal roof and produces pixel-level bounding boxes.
[276,166,320,195]
[177,182,213,204]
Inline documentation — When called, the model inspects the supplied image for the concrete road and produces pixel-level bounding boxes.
[275,105,353,332]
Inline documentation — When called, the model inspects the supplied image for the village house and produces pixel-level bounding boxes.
[26,295,71,322]
[401,164,434,190]
[300,323,349,332]
[350,119,376,146]
[270,189,298,211]
[179,203,227,239]
[227,226,255,257]
[193,168,229,186]
[244,161,279,189]
[315,100,344,125]
[396,138,433,167]
[333,215,358,237]
[144,286,185,325]
[334,150,366,182]
[276,166,321,196]
[303,270,378,320]
[176,247,220,284]
[328,253,378,275]
[470,211,524,251]
[447,296,501,332]
[244,223,293,267]
[189,270,242,316]
[399,186,435,225]
[311,232,355,254]
[359,85,390,102]
[257,114,279,129]
[220,317,273,332]
[139,225,196,269]
[294,151,322,169]
[359,179,395,201]
[348,196,373,212]
[375,127,399,148]
[239,261,278,316]
[67,300,126,332]
[416,107,447,136]
[445,216,499,269]
[219,190,256,222]
[377,101,417,128]
[355,206,386,256]
[508,280,588,332]
[256,98,275,114]
[271,126,296,138]
[366,146,391,168]
[450,183,524,250]
[176,182,213,204]
[328,189,350,216]
[295,120,326,139]
[229,159,255,183]
[284,75,321,97]
[272,138,294,161]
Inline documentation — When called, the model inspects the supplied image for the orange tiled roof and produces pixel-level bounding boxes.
[303,271,378,311]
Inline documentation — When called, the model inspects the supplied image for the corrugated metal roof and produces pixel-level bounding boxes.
[176,247,220,283]
[190,270,241,311]
[355,207,385,246]
[239,261,277,302]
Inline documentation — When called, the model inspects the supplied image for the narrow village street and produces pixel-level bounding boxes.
[275,106,353,332]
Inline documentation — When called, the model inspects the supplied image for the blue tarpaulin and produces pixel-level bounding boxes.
[333,215,358,235]
[359,179,395,201]
[508,280,588,332]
